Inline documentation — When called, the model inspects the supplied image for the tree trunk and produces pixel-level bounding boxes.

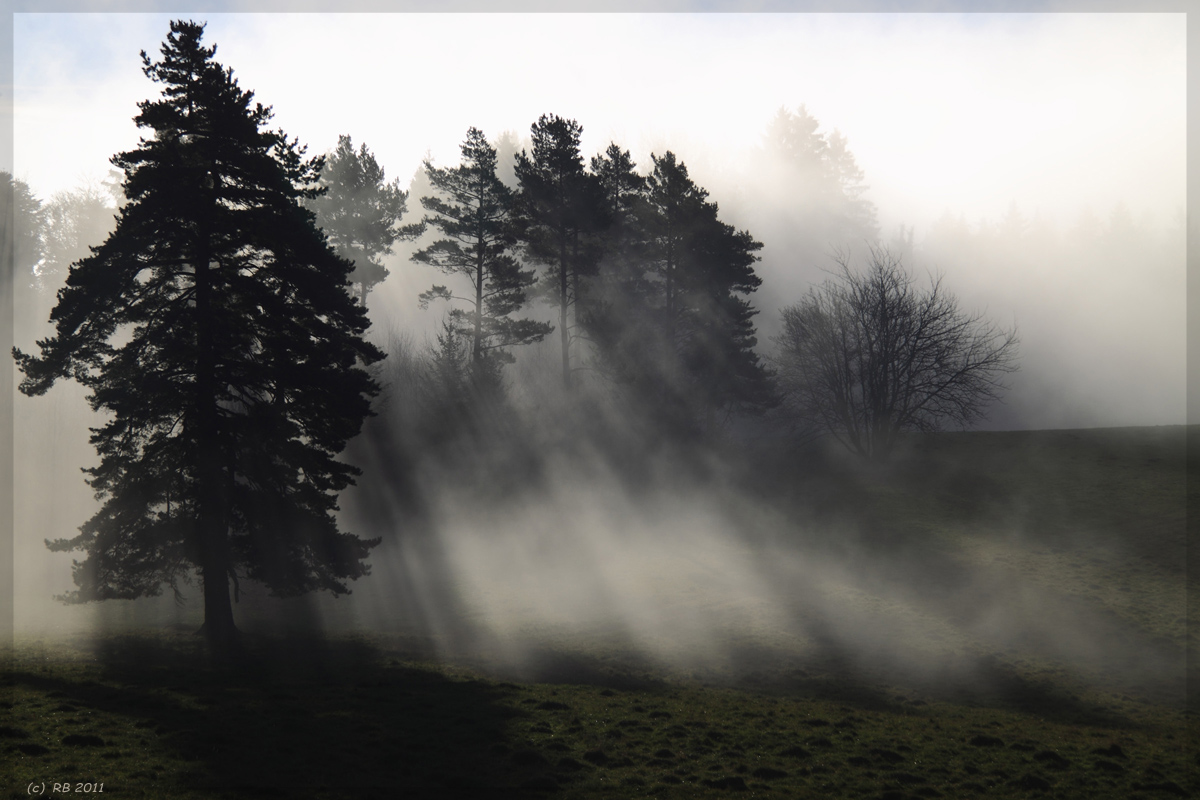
[474,242,484,364]
[194,245,240,661]
[570,230,581,372]
[195,384,239,659]
[560,236,571,390]
[199,552,239,659]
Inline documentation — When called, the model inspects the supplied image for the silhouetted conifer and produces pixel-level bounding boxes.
[515,114,607,390]
[581,145,650,392]
[12,21,383,658]
[413,127,551,370]
[597,151,773,433]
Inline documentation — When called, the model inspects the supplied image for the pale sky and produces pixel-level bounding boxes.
[11,12,1187,237]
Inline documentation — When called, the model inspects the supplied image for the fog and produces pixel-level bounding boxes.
[7,12,1186,708]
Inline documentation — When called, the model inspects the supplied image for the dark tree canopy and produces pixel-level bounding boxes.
[581,144,647,383]
[515,114,606,390]
[412,127,551,371]
[589,151,773,432]
[307,134,408,307]
[589,143,645,274]
[12,20,384,656]
[774,249,1018,461]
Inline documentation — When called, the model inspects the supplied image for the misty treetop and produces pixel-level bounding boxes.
[448,116,771,432]
[36,184,120,293]
[589,143,646,268]
[3,173,45,278]
[307,134,409,307]
[755,105,879,245]
[13,20,384,657]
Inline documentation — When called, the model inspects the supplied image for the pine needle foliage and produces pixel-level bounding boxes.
[12,21,384,650]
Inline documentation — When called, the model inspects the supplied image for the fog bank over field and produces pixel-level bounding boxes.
[14,421,1186,708]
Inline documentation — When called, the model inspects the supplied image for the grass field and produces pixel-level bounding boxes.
[4,425,1193,798]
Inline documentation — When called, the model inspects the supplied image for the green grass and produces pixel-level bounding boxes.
[2,632,1190,799]
[4,425,1193,798]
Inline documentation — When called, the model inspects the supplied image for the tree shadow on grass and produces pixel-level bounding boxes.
[10,632,554,797]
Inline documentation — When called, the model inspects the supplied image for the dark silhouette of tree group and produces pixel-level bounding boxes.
[406,116,775,437]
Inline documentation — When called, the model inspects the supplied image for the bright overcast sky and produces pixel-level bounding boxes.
[11,12,1186,237]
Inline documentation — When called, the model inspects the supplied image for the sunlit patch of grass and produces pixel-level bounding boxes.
[805,427,1188,694]
[954,535,1187,648]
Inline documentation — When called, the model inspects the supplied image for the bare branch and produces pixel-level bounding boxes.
[773,248,1018,461]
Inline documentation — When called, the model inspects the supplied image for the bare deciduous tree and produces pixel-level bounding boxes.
[774,248,1018,461]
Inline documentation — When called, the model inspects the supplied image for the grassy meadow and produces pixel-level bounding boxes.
[3,425,1193,799]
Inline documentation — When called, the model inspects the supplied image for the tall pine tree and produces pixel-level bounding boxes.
[12,21,384,658]
[581,144,647,386]
[412,128,551,372]
[515,114,606,390]
[610,151,773,433]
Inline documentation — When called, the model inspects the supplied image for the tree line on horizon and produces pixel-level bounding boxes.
[319,117,782,441]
